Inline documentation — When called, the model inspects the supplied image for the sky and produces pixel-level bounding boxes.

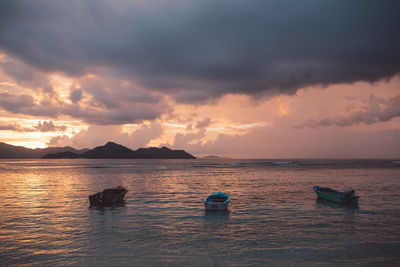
[0,0,399,158]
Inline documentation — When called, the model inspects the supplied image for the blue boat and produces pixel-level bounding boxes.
[313,186,359,204]
[204,192,230,211]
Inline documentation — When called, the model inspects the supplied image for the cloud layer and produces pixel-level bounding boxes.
[0,55,170,125]
[1,0,400,102]
[0,1,399,157]
[48,122,164,149]
[0,121,66,132]
[296,94,400,129]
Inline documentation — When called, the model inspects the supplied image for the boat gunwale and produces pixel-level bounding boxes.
[204,192,230,210]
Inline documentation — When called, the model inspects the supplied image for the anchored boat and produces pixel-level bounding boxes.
[204,192,230,211]
[313,186,359,204]
[89,186,128,206]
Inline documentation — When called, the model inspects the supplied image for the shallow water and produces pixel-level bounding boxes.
[0,159,399,266]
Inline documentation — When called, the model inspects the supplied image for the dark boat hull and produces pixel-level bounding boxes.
[89,187,127,206]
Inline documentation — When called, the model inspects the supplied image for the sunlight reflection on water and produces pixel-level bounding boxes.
[0,159,399,266]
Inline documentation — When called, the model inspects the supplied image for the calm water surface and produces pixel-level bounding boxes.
[0,159,399,266]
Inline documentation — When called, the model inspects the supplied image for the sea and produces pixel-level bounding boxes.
[0,158,399,266]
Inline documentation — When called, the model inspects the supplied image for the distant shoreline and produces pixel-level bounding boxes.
[0,141,195,159]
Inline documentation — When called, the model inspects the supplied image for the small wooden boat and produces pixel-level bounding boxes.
[89,186,128,206]
[204,192,230,211]
[313,186,359,204]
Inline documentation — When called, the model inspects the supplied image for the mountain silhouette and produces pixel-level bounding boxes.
[0,141,195,159]
[44,141,195,159]
[0,142,86,158]
[79,142,148,159]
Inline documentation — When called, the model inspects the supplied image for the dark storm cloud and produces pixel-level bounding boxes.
[0,64,170,125]
[62,102,168,125]
[69,88,82,104]
[0,92,36,113]
[73,75,170,124]
[296,94,400,129]
[0,88,167,126]
[0,58,54,95]
[1,0,400,102]
[0,91,66,117]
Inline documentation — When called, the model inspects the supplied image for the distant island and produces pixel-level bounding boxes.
[0,141,195,159]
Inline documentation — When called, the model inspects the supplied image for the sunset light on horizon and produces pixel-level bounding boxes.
[0,1,399,158]
[1,2,400,266]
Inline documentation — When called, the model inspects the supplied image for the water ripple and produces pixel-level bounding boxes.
[0,159,399,266]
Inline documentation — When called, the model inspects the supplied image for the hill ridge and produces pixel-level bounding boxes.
[0,141,195,159]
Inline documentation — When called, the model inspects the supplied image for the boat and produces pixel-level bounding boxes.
[204,192,230,211]
[313,186,359,204]
[89,186,128,206]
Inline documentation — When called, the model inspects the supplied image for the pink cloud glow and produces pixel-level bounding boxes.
[0,1,399,158]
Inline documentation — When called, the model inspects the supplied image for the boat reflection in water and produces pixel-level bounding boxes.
[203,209,230,233]
[315,198,359,211]
[204,209,230,218]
